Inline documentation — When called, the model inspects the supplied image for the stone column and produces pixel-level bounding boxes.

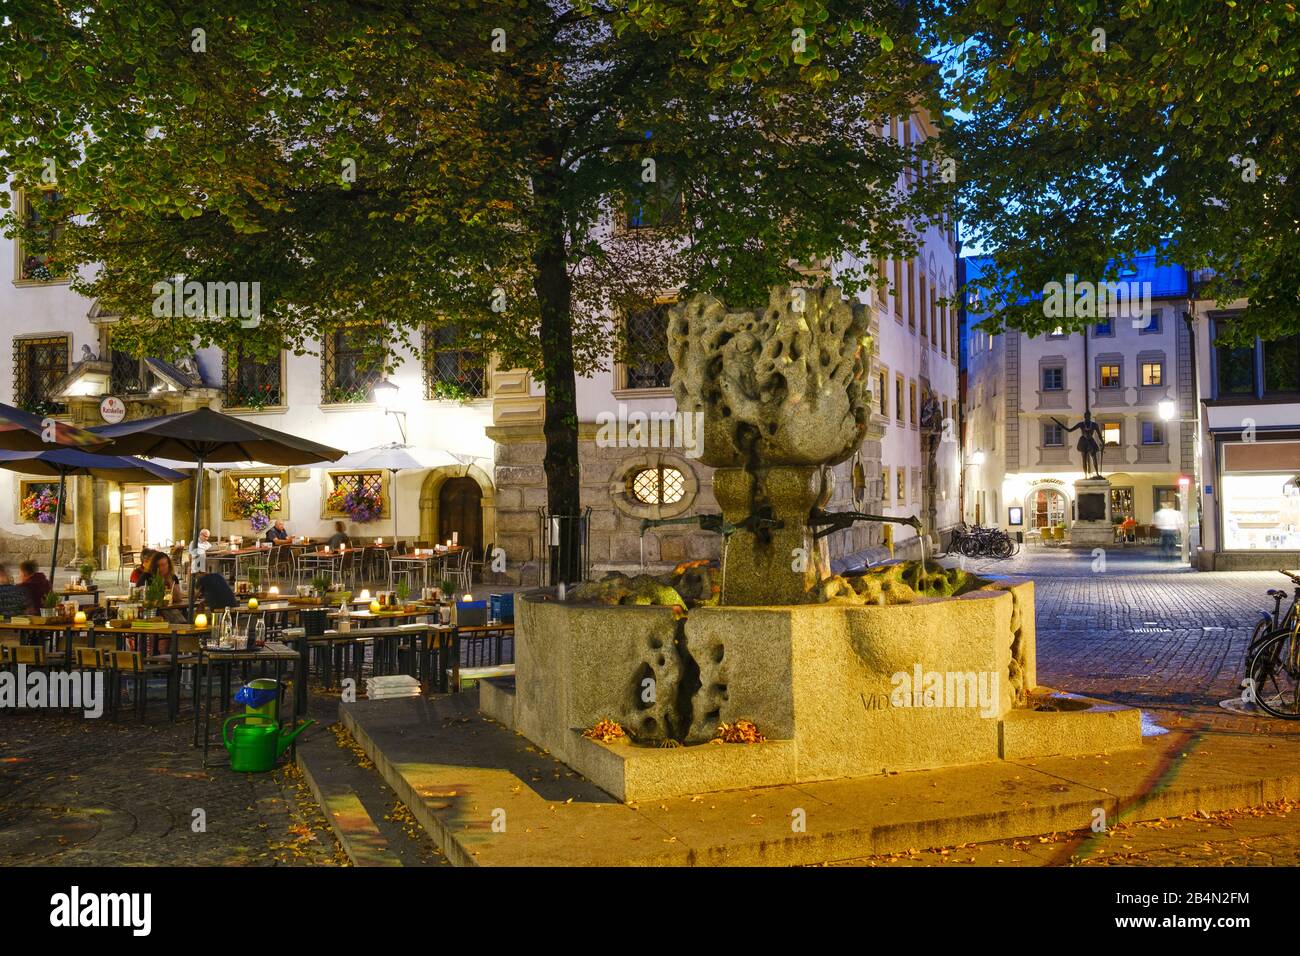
[172,475,196,546]
[713,466,827,606]
[72,474,95,568]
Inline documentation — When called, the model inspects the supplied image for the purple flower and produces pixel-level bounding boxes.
[250,513,270,532]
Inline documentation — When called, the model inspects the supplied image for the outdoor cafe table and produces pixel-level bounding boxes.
[0,618,75,667]
[89,622,211,720]
[195,641,302,767]
[388,548,461,589]
[328,607,436,673]
[56,586,101,607]
[205,545,272,581]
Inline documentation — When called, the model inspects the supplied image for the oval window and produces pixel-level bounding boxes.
[630,466,686,505]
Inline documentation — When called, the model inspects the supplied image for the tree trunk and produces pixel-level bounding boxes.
[531,146,584,584]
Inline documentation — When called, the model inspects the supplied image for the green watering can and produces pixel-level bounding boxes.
[222,714,314,773]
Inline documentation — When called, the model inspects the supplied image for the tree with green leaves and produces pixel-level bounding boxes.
[934,0,1299,343]
[1,0,948,579]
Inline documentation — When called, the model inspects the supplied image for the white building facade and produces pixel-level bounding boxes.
[962,254,1198,541]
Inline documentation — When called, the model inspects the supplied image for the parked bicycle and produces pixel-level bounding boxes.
[1244,570,1300,719]
[947,523,1018,559]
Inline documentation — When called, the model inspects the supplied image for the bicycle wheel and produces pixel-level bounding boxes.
[961,536,982,558]
[1244,615,1274,672]
[994,535,1014,558]
[1247,630,1300,719]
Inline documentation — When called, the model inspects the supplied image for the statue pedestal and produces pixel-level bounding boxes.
[1069,477,1113,548]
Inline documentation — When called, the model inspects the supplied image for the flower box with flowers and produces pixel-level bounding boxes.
[326,485,382,523]
[232,488,281,532]
[20,488,61,524]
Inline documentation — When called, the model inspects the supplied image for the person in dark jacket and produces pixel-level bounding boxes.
[196,572,238,610]
[265,520,289,543]
[17,560,52,614]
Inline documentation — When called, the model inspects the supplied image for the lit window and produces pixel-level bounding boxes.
[1099,364,1120,388]
[630,467,685,505]
[1102,422,1121,445]
[1141,362,1163,386]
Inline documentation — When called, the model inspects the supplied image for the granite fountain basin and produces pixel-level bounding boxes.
[479,579,1143,802]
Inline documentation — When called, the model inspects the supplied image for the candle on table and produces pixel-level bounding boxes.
[194,613,208,628]
[73,610,87,626]
[452,532,459,545]
[359,589,371,602]
[268,585,279,596]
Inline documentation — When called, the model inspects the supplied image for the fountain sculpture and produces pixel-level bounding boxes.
[480,285,1142,801]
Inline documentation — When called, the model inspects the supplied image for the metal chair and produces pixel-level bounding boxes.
[117,545,138,586]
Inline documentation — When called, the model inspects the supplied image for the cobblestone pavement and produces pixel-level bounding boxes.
[0,697,348,867]
[951,546,1283,715]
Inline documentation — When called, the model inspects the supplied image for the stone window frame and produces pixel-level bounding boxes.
[918,272,929,341]
[908,379,918,430]
[614,296,677,395]
[1100,418,1124,450]
[892,259,904,324]
[16,477,71,523]
[894,372,905,425]
[12,332,71,416]
[910,466,921,504]
[11,187,72,288]
[876,364,889,419]
[320,469,391,520]
[1136,349,1170,401]
[1037,355,1070,409]
[896,466,906,505]
[1139,418,1165,446]
[609,451,699,521]
[1042,419,1066,448]
[1092,318,1115,337]
[223,345,287,413]
[222,469,291,521]
[1140,358,1164,387]
[1137,307,1163,335]
[882,465,893,507]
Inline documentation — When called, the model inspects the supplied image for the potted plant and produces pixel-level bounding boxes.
[311,574,332,599]
[40,591,61,620]
[247,566,261,592]
[78,562,96,589]
[395,579,411,610]
[141,575,168,617]
[440,577,456,600]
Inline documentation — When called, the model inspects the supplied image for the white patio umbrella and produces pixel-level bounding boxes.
[325,443,480,537]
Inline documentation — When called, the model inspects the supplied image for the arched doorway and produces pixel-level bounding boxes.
[1028,487,1068,530]
[439,477,483,557]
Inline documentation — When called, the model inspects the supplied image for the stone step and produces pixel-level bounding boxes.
[340,690,1300,866]
[295,719,449,867]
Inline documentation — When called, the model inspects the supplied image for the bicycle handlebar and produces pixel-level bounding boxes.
[1281,570,1300,586]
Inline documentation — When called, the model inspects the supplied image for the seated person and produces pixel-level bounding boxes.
[190,528,212,573]
[130,548,157,587]
[137,552,184,605]
[17,560,52,614]
[195,571,238,610]
[327,520,349,551]
[265,519,289,543]
[0,564,30,616]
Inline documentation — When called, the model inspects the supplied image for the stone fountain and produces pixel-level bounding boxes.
[480,285,1142,801]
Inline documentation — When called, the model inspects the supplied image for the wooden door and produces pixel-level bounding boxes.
[438,478,483,557]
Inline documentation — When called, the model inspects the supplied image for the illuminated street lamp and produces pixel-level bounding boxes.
[1158,400,1177,422]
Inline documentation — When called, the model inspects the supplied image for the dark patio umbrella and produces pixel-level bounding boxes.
[0,448,187,583]
[91,407,346,619]
[0,402,108,452]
